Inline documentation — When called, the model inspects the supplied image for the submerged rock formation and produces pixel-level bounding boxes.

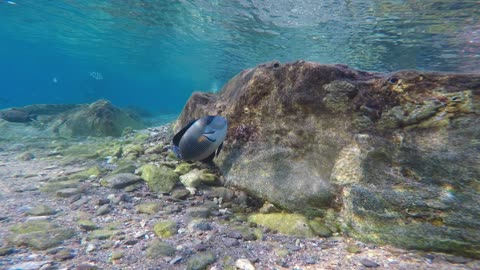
[0,100,145,138]
[175,60,480,257]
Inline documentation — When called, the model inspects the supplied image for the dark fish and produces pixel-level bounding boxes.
[172,115,227,162]
[0,109,36,123]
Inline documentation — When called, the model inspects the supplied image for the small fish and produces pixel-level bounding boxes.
[172,115,227,162]
[89,71,104,80]
[0,109,36,123]
[5,1,17,5]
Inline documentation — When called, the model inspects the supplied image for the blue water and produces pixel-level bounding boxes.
[1,0,479,115]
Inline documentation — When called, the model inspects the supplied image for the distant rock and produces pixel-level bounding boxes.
[176,60,480,258]
[0,100,145,138]
[55,100,145,137]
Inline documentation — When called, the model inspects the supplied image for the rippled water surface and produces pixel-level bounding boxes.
[1,0,479,113]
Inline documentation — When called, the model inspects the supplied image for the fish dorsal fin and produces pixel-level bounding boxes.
[216,142,224,157]
[201,151,216,163]
[173,119,197,146]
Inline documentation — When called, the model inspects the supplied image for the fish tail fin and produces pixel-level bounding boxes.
[172,145,183,160]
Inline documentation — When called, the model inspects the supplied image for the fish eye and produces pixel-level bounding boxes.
[388,77,399,84]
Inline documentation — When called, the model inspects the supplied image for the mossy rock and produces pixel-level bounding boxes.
[248,213,315,237]
[174,162,193,175]
[77,219,99,231]
[87,229,122,240]
[199,169,220,185]
[166,151,180,161]
[153,220,177,238]
[136,203,162,214]
[69,165,103,180]
[146,240,175,258]
[97,144,123,159]
[133,133,150,143]
[9,221,76,250]
[141,164,179,194]
[145,143,165,155]
[25,205,57,216]
[180,169,203,188]
[111,163,136,175]
[10,220,56,234]
[308,219,333,237]
[40,179,80,193]
[62,144,100,158]
[186,252,216,270]
[123,144,144,157]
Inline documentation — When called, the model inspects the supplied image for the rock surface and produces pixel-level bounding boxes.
[175,60,480,257]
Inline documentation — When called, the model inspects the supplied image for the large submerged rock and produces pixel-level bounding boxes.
[175,60,480,257]
[0,99,145,138]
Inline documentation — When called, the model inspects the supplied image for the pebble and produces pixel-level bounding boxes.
[124,239,138,246]
[235,258,256,270]
[360,258,380,268]
[7,261,52,270]
[56,187,82,197]
[52,248,75,261]
[101,173,143,189]
[194,244,208,251]
[223,238,240,247]
[96,204,111,216]
[76,263,98,270]
[111,251,124,260]
[69,194,83,203]
[188,220,212,231]
[444,255,471,264]
[227,230,243,239]
[86,244,96,253]
[186,207,211,218]
[170,256,183,265]
[72,196,89,207]
[172,189,190,200]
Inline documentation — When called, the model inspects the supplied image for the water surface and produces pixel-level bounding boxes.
[1,0,478,114]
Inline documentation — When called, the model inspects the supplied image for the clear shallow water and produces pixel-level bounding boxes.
[1,0,479,114]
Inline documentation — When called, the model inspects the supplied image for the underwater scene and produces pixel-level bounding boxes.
[0,1,479,269]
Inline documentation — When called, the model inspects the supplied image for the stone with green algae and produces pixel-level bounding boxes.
[141,164,178,194]
[8,220,76,250]
[136,202,162,214]
[153,220,177,238]
[174,162,193,175]
[248,213,315,237]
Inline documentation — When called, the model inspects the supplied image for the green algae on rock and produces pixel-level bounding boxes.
[8,220,76,250]
[248,213,315,237]
[186,252,216,270]
[100,173,143,189]
[136,202,163,215]
[153,220,177,238]
[174,162,194,175]
[146,240,176,258]
[141,164,179,194]
[176,61,480,258]
[25,204,57,216]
